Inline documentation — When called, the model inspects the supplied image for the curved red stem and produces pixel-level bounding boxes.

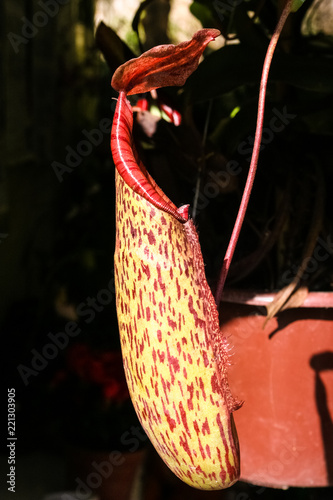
[215,0,293,306]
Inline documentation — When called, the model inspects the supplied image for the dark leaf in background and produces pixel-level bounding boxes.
[95,21,136,75]
[184,44,333,103]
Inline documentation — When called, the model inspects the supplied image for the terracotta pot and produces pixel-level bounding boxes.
[220,290,333,488]
[66,446,146,500]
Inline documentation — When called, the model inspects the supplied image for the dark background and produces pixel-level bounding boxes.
[1,1,333,499]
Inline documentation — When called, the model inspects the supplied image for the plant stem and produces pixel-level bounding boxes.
[193,99,213,219]
[215,0,293,307]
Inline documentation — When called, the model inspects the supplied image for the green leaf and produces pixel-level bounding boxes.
[95,22,136,75]
[291,0,306,12]
[190,1,217,28]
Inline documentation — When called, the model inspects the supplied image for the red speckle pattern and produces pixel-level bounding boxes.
[114,171,241,490]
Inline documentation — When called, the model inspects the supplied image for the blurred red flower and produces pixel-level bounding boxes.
[66,343,129,404]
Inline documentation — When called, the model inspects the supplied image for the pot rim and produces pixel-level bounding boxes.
[221,289,333,309]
